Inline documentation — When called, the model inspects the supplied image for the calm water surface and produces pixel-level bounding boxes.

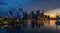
[0,19,60,33]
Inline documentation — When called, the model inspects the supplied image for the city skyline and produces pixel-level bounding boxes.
[0,0,60,18]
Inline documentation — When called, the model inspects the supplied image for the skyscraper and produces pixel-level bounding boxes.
[17,8,24,19]
[40,10,44,18]
[36,10,40,17]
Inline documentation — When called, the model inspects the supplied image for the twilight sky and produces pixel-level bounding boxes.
[0,0,60,17]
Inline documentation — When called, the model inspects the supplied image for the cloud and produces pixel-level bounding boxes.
[22,0,60,13]
[0,0,60,17]
[0,0,60,11]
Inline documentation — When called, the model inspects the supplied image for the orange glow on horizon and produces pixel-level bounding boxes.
[50,15,56,18]
[45,12,56,18]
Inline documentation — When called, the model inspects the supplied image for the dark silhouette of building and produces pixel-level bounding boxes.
[45,15,50,19]
[23,11,28,19]
[40,10,44,18]
[17,8,24,19]
[9,10,13,16]
[36,10,40,16]
[30,11,36,19]
[45,15,48,18]
[56,16,59,19]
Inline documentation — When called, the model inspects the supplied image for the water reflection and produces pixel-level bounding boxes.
[50,20,56,26]
[1,19,60,33]
[44,19,60,33]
